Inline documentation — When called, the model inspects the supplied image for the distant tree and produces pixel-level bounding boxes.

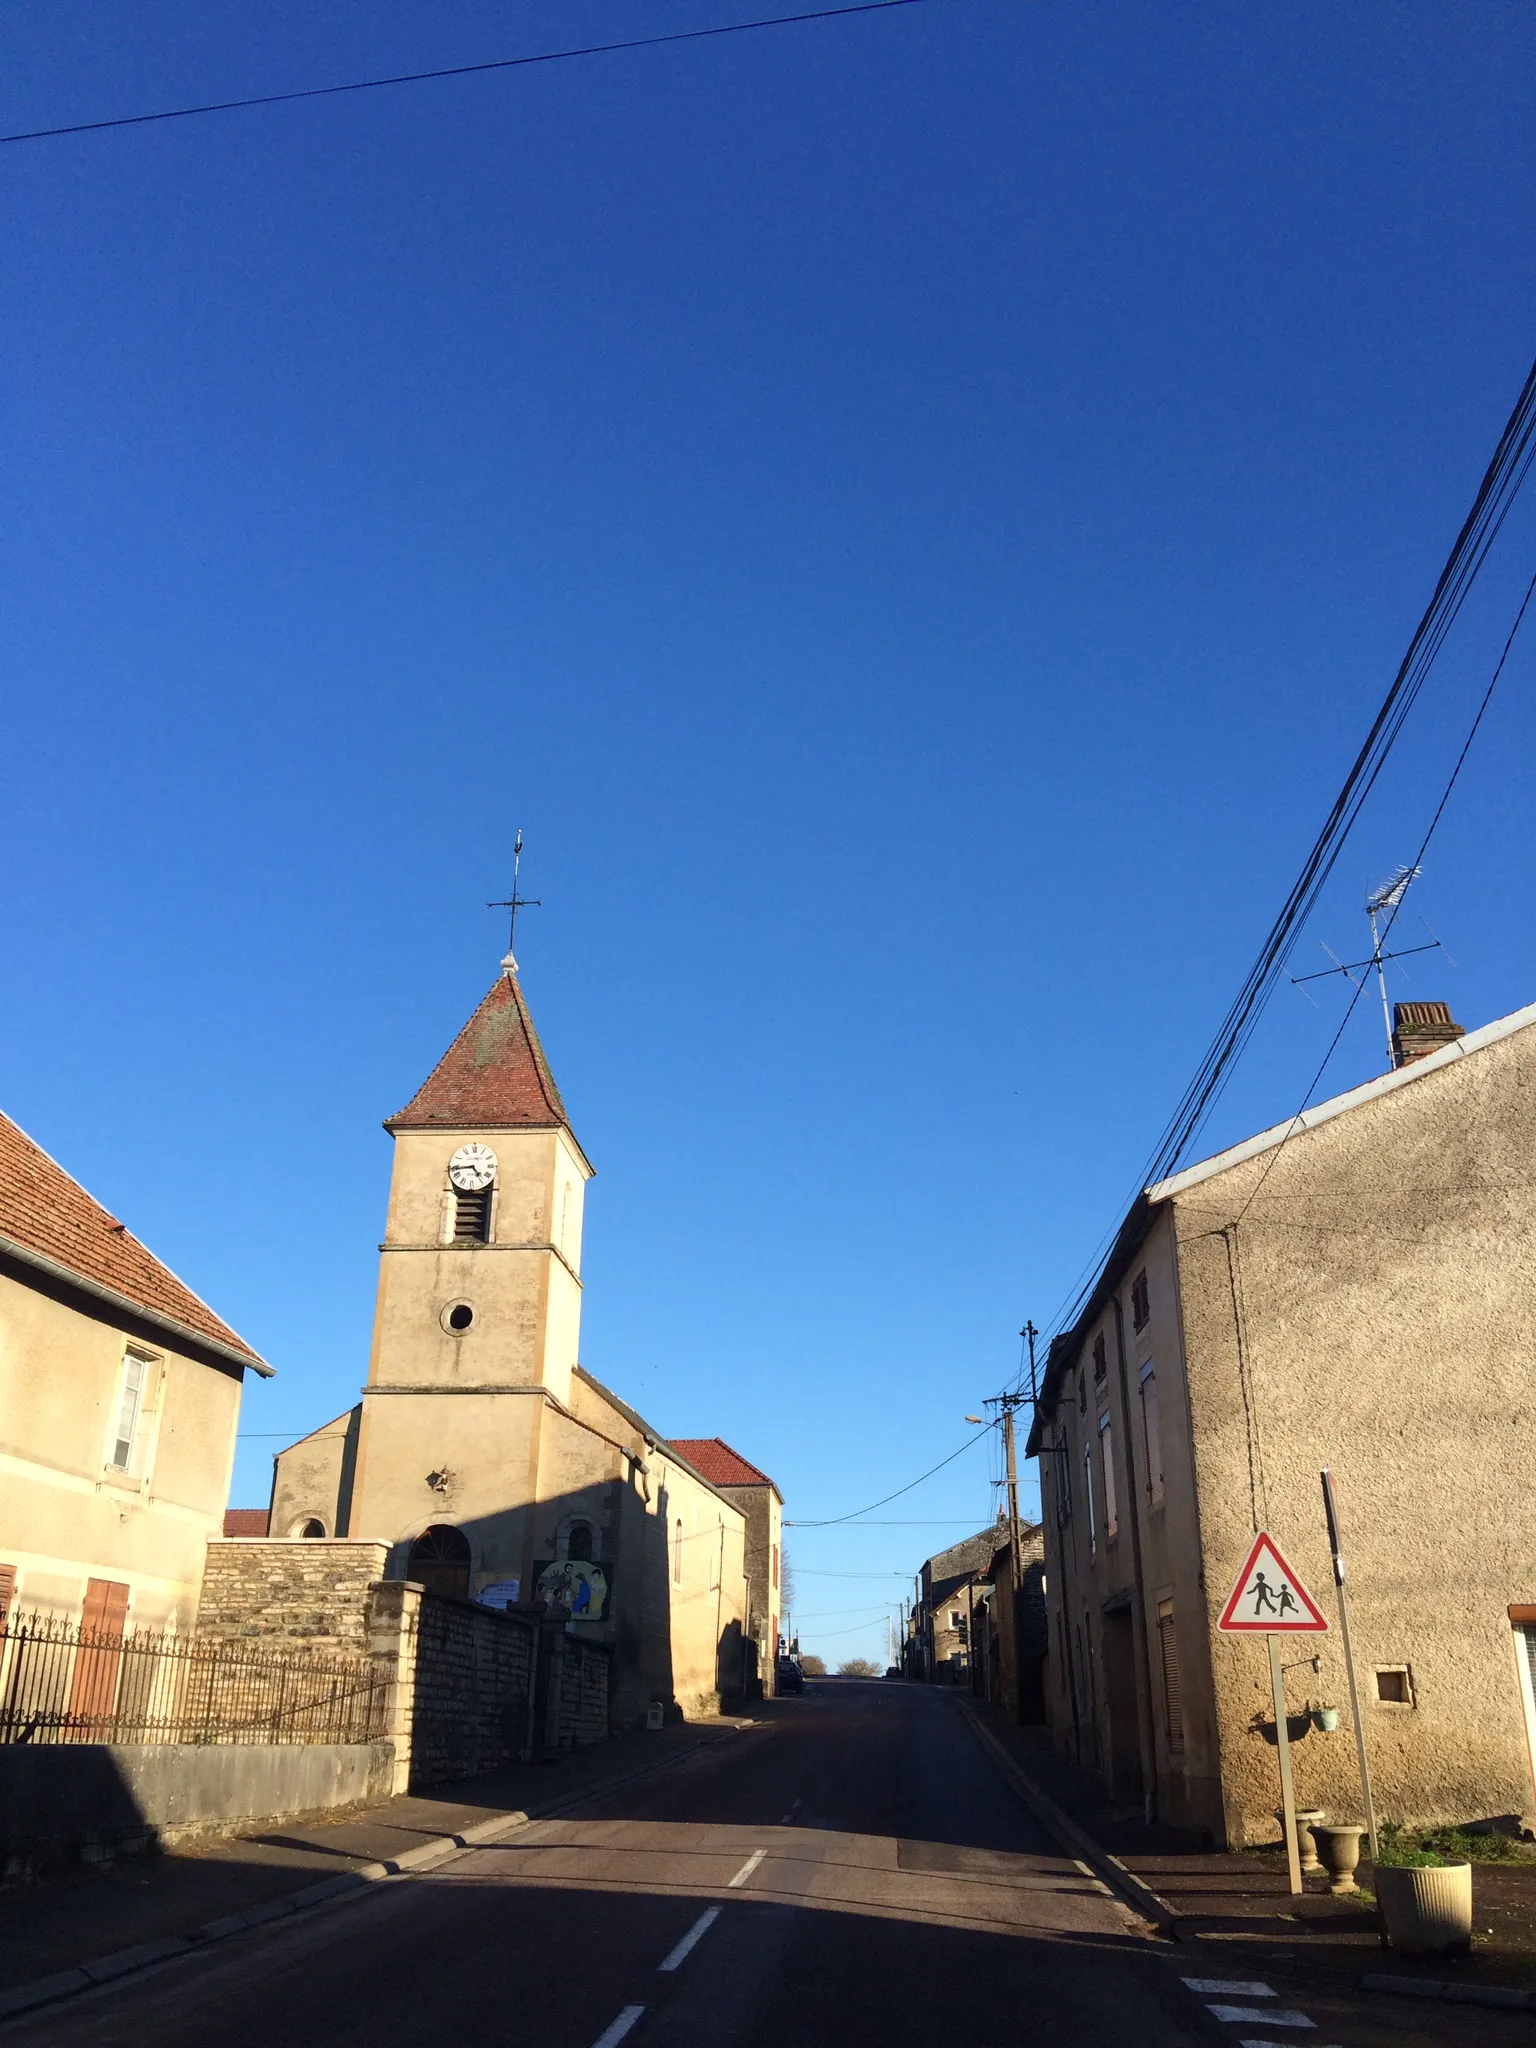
[799,1653,827,1676]
[837,1656,880,1678]
[779,1543,795,1615]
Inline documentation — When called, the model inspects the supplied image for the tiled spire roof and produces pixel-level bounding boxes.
[387,972,570,1132]
[0,1110,266,1368]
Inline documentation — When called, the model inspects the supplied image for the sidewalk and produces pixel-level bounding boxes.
[962,1696,1536,1999]
[0,1716,753,2002]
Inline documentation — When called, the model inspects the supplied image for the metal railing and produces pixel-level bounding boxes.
[0,1610,390,1747]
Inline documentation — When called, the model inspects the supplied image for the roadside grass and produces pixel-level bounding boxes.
[1375,1821,1536,1867]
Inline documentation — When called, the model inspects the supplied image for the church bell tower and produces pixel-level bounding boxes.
[344,943,594,1572]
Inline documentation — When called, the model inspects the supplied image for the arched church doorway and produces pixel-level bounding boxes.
[407,1524,471,1601]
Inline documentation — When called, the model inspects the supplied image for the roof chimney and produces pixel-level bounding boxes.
[1391,1001,1464,1069]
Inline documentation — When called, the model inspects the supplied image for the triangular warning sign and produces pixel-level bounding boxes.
[1217,1531,1328,1633]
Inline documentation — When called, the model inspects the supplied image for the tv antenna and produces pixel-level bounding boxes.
[1289,866,1449,1067]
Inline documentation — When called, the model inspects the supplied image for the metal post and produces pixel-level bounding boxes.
[1267,1634,1303,1896]
[1002,1403,1023,1590]
[1322,1468,1379,1861]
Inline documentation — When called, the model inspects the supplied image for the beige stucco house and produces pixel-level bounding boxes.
[670,1439,784,1695]
[1028,998,1536,1846]
[0,1110,271,1636]
[271,954,753,1725]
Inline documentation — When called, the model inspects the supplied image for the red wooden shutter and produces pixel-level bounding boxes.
[68,1579,130,1727]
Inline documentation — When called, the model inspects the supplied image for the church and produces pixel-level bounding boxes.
[268,942,774,1724]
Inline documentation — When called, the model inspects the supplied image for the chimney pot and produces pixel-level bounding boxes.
[1391,1001,1464,1068]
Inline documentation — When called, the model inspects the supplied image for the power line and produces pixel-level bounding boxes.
[1029,349,1536,1365]
[788,1423,993,1526]
[1232,559,1536,1227]
[0,0,932,149]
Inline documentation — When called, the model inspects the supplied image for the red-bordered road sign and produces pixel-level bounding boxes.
[1217,1531,1328,1632]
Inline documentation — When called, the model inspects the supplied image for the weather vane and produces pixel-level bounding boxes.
[487,829,541,970]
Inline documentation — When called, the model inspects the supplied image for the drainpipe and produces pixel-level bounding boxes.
[1112,1291,1159,1821]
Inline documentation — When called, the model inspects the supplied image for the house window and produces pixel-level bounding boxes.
[1054,1431,1072,1526]
[1140,1364,1164,1504]
[1092,1332,1107,1384]
[1083,1441,1096,1555]
[1375,1665,1414,1707]
[1158,1600,1184,1755]
[1098,1414,1117,1538]
[1131,1270,1150,1332]
[566,1522,593,1562]
[673,1518,684,1585]
[0,1563,15,1628]
[452,1185,492,1244]
[1077,1370,1087,1414]
[110,1352,151,1471]
[771,1543,779,1591]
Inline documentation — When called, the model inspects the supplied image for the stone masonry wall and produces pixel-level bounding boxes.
[197,1541,391,1651]
[557,1636,610,1750]
[408,1593,539,1787]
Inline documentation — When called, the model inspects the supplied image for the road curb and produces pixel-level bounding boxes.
[0,1727,744,2027]
[955,1698,1179,1936]
[1362,1971,1536,2012]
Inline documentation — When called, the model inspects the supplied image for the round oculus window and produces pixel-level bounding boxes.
[441,1300,476,1335]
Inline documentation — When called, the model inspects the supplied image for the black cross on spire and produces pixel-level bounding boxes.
[487,829,541,970]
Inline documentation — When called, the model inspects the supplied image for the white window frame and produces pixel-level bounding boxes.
[108,1349,155,1474]
[1139,1360,1164,1505]
[1098,1413,1117,1538]
[1513,1621,1536,1813]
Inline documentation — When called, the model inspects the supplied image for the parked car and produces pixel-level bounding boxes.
[776,1656,805,1695]
[884,1666,902,1681]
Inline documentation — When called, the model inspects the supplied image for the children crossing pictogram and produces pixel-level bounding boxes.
[1217,1531,1328,1632]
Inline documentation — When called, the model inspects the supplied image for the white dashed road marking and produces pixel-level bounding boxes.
[1183,1980,1275,1998]
[1205,2007,1315,2029]
[590,2006,646,2048]
[658,1907,721,1972]
[728,1849,767,1888]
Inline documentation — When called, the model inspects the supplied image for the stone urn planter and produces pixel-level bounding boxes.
[1276,1807,1326,1875]
[1312,1822,1368,1894]
[1375,1863,1473,1956]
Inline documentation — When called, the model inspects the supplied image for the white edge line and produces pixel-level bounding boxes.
[727,1848,767,1889]
[657,1906,721,1972]
[590,2004,646,2048]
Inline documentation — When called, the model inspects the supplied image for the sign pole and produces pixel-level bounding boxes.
[1267,1634,1303,1896]
[1321,1468,1379,1863]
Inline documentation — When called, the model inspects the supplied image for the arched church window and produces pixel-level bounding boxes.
[566,1522,593,1563]
[407,1524,472,1602]
[300,1518,326,1539]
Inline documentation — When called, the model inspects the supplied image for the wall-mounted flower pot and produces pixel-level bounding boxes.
[1312,1707,1340,1733]
[1375,1863,1473,1956]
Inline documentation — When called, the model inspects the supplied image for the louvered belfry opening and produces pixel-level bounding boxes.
[453,1185,491,1244]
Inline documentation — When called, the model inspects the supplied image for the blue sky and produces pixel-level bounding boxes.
[3,1,1534,1671]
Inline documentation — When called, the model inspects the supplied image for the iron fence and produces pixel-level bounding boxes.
[0,1610,391,1747]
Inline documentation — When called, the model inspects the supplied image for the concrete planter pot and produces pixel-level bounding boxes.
[1312,1822,1367,1894]
[1375,1863,1473,1956]
[1312,1707,1340,1733]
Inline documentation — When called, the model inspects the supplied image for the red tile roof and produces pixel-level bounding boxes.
[387,973,571,1132]
[670,1438,779,1493]
[222,1509,271,1537]
[0,1111,266,1368]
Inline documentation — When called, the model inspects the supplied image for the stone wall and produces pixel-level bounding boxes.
[557,1634,610,1751]
[198,1540,390,1650]
[196,1541,611,1792]
[408,1592,539,1786]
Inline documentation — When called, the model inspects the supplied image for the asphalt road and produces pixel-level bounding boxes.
[4,1681,1287,2048]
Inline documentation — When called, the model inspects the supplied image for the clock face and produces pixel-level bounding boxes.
[448,1142,498,1192]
